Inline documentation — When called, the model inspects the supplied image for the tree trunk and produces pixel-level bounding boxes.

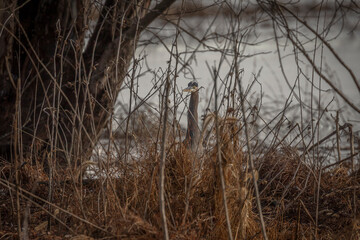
[0,0,174,166]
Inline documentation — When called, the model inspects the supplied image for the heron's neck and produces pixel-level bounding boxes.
[189,92,198,120]
[186,91,200,150]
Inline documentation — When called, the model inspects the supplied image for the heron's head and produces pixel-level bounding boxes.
[183,81,199,93]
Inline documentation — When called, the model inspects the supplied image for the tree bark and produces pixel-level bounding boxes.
[0,0,175,165]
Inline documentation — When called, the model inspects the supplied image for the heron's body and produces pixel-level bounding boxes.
[183,81,201,153]
[185,90,199,151]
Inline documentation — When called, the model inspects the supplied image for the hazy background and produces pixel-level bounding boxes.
[115,0,360,140]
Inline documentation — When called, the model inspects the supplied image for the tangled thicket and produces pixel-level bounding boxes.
[1,110,359,240]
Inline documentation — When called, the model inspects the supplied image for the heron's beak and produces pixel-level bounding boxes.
[183,86,198,93]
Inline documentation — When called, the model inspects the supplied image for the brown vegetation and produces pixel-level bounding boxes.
[1,109,359,239]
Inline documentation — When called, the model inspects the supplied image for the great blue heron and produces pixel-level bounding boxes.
[183,81,200,152]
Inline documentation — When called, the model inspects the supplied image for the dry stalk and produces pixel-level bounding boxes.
[336,111,341,164]
[159,77,170,240]
[237,72,268,240]
[213,68,233,240]
[12,72,22,239]
[349,125,356,219]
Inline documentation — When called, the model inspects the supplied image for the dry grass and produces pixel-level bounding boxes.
[1,108,359,240]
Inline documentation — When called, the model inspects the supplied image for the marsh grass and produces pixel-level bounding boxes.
[1,96,359,239]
